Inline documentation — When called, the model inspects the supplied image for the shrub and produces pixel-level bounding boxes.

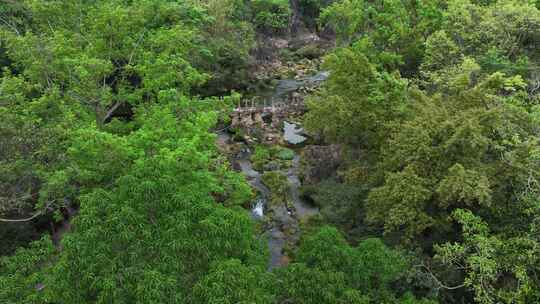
[251,0,291,31]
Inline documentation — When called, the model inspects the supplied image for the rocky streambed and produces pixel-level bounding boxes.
[216,69,328,269]
[219,129,318,269]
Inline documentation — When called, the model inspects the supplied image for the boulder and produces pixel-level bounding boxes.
[263,161,281,172]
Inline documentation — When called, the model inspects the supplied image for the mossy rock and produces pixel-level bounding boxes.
[261,171,289,205]
[295,44,326,59]
[251,145,295,172]
[277,147,295,160]
[263,160,281,171]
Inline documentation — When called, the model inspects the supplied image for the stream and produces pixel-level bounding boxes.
[235,146,318,269]
[218,71,328,269]
[252,70,329,104]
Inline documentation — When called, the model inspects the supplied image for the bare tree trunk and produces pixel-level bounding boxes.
[289,0,301,37]
[95,103,104,130]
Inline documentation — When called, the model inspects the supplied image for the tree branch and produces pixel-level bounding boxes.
[0,201,54,223]
[415,263,467,291]
[0,211,43,222]
[102,101,123,123]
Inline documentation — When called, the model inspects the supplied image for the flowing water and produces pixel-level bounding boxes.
[254,70,329,104]
[236,149,318,269]
[274,71,329,98]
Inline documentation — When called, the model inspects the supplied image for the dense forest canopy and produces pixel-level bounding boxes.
[0,0,539,303]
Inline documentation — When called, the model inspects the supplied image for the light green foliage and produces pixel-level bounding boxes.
[251,145,273,170]
[0,0,210,223]
[251,0,291,31]
[421,30,462,73]
[4,1,206,125]
[277,147,295,160]
[0,0,255,230]
[424,0,540,80]
[0,0,263,302]
[298,227,410,297]
[436,164,492,208]
[296,226,354,271]
[0,237,55,303]
[304,44,409,149]
[1,99,261,303]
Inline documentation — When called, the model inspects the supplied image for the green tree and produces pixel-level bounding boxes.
[1,99,262,303]
[0,0,256,239]
[304,43,409,150]
[278,226,432,303]
[435,208,540,303]
[320,0,444,73]
[193,259,276,304]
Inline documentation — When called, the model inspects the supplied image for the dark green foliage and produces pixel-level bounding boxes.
[276,263,370,304]
[299,0,335,29]
[277,226,434,303]
[301,179,366,235]
[435,208,540,303]
[192,0,256,95]
[0,221,40,256]
[305,0,540,302]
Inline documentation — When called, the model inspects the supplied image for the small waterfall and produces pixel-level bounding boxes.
[252,198,265,218]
